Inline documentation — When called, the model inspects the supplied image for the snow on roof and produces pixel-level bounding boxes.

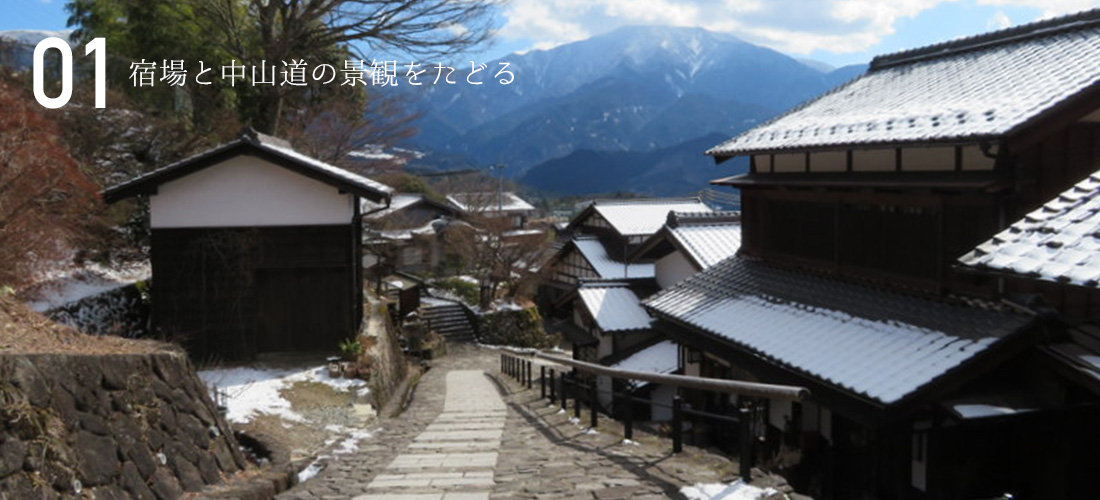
[446,192,535,214]
[253,133,393,196]
[574,238,655,280]
[708,9,1100,156]
[644,257,1033,405]
[577,284,653,332]
[611,340,678,378]
[103,129,393,203]
[667,212,742,269]
[959,169,1100,287]
[590,198,713,237]
[362,194,428,219]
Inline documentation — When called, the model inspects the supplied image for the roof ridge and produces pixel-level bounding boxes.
[577,280,633,288]
[668,210,741,227]
[593,196,703,206]
[871,7,1100,70]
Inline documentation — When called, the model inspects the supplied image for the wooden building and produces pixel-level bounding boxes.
[632,210,742,289]
[362,194,457,274]
[644,10,1100,500]
[104,130,392,360]
[445,191,536,230]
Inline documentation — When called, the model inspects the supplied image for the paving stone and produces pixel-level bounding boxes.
[278,345,793,500]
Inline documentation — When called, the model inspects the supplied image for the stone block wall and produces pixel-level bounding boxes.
[0,352,248,499]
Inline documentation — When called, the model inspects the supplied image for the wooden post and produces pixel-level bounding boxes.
[589,378,598,429]
[672,395,683,454]
[540,366,547,399]
[500,353,504,373]
[526,360,533,389]
[549,370,556,403]
[623,388,634,441]
[739,406,753,482]
[574,375,582,419]
[561,372,568,411]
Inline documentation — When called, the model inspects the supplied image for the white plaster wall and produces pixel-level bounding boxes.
[598,375,613,409]
[961,145,996,171]
[902,147,955,171]
[773,153,806,173]
[150,155,354,228]
[852,149,896,172]
[597,332,614,360]
[650,383,676,421]
[754,154,772,173]
[656,251,697,289]
[810,151,847,172]
[769,398,792,431]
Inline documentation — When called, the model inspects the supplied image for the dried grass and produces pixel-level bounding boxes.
[0,296,167,354]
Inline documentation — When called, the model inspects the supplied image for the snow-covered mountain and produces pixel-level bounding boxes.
[402,25,866,175]
[0,29,76,71]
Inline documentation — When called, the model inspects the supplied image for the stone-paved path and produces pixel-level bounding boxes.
[276,345,792,500]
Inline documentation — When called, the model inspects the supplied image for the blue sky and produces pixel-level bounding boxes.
[5,0,1100,67]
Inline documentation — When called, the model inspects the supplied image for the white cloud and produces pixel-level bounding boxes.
[498,0,1100,58]
[987,10,1013,29]
[977,0,1100,18]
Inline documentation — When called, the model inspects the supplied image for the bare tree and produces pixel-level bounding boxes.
[443,207,550,308]
[281,90,418,168]
[197,0,501,133]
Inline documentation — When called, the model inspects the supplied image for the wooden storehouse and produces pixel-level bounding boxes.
[104,130,392,360]
[644,10,1100,500]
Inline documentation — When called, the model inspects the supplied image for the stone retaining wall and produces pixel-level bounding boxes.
[0,351,248,499]
[361,297,409,410]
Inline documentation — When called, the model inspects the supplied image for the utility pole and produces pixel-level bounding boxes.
[488,163,505,212]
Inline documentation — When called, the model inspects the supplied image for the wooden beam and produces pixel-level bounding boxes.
[505,348,810,401]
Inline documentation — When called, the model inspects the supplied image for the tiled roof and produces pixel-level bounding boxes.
[446,192,535,214]
[103,129,392,203]
[363,194,428,219]
[959,169,1100,287]
[574,237,655,280]
[707,9,1100,157]
[586,198,713,237]
[578,283,653,332]
[1044,323,1100,388]
[644,257,1033,405]
[612,340,678,387]
[666,211,742,269]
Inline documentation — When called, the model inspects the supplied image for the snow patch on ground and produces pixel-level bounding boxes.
[323,425,373,455]
[198,365,369,424]
[297,457,328,482]
[680,480,780,500]
[25,263,150,312]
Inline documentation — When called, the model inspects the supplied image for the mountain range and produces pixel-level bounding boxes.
[0,30,75,71]
[1,27,866,198]
[400,25,866,194]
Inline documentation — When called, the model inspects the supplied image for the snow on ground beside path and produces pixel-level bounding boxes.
[681,480,781,500]
[26,263,150,312]
[198,365,369,424]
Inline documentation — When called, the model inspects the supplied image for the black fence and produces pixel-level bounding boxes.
[500,350,809,482]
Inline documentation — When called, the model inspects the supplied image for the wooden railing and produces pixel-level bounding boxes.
[499,349,809,482]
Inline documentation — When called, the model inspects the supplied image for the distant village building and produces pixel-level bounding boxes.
[538,198,718,420]
[362,194,457,273]
[104,130,392,359]
[446,191,536,230]
[645,10,1100,500]
[632,211,742,289]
